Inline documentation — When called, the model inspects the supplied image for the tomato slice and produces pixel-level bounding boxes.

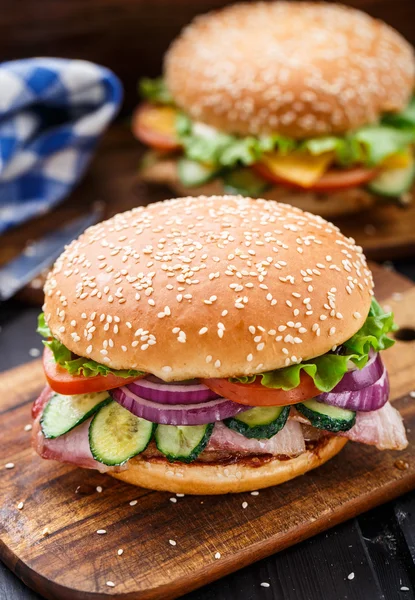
[42,347,144,395]
[132,102,181,151]
[202,373,319,406]
[253,162,378,192]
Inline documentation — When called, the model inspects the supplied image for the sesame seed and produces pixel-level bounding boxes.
[5,463,14,469]
[242,501,248,509]
[251,491,259,496]
[24,424,32,432]
[347,573,355,581]
[118,548,124,556]
[17,501,24,510]
[129,500,138,506]
[260,582,270,588]
[106,581,115,588]
[169,539,177,546]
[97,529,106,534]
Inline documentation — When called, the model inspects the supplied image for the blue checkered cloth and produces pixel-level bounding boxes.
[0,58,122,233]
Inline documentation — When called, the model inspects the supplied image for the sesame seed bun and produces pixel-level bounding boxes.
[165,2,415,138]
[140,158,376,219]
[43,196,373,381]
[110,436,348,494]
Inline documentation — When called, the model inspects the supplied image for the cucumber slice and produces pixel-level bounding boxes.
[297,399,356,432]
[89,401,155,466]
[41,391,111,439]
[177,158,218,187]
[223,168,269,197]
[155,423,214,463]
[367,161,415,198]
[224,406,290,439]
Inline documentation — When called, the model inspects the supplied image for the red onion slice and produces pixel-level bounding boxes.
[111,386,250,425]
[332,352,383,393]
[318,362,389,412]
[126,377,219,404]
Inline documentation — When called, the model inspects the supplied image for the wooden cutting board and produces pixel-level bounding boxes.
[1,264,415,600]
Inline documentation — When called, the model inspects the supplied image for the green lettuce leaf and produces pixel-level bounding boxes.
[37,314,144,379]
[232,298,396,392]
[354,126,415,166]
[342,297,397,363]
[37,312,52,338]
[257,354,356,393]
[302,136,343,156]
[382,97,415,129]
[176,115,296,168]
[301,135,365,167]
[139,77,173,105]
[178,118,415,171]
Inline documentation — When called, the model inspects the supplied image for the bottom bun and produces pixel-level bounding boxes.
[141,158,376,219]
[110,437,348,494]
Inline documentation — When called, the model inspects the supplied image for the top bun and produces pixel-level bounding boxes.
[165,2,415,138]
[44,196,373,381]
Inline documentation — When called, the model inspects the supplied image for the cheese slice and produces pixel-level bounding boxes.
[261,151,335,187]
[143,105,178,136]
[381,150,412,169]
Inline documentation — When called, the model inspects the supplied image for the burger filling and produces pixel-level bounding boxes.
[32,298,407,471]
[135,78,415,202]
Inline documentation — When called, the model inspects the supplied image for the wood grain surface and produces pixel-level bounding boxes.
[1,126,415,308]
[1,265,415,600]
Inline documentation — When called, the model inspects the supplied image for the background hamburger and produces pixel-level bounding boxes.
[134,2,415,218]
[32,195,406,494]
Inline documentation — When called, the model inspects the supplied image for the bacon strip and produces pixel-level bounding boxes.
[291,402,408,451]
[208,420,306,455]
[339,402,408,450]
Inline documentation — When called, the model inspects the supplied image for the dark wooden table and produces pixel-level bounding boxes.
[1,260,415,600]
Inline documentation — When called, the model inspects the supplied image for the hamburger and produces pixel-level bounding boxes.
[32,195,406,495]
[134,2,415,219]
